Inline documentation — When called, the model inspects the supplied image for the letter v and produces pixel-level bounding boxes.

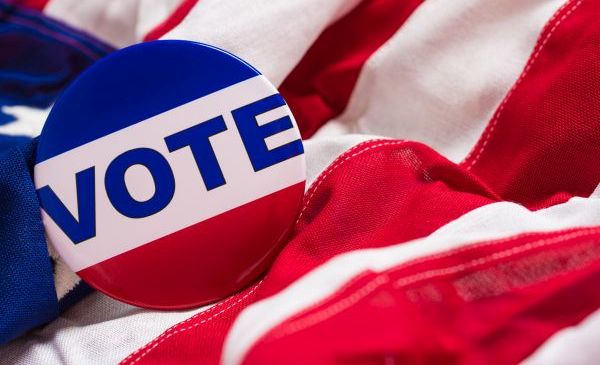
[37,167,97,244]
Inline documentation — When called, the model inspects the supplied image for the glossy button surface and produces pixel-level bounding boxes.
[34,40,306,309]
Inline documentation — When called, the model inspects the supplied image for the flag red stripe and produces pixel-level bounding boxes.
[279,0,423,139]
[461,0,600,209]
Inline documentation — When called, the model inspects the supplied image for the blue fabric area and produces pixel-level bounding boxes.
[0,0,112,125]
[0,139,58,344]
[0,1,113,344]
[0,134,30,150]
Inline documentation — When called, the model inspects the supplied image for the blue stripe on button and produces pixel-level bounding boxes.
[36,41,261,163]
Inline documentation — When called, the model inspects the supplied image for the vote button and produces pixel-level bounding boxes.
[34,40,306,309]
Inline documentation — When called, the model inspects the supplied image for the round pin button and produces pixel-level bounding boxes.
[34,40,306,309]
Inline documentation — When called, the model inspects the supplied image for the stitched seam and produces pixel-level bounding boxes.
[373,228,581,275]
[391,227,599,287]
[122,282,258,362]
[296,139,405,224]
[463,0,584,170]
[121,282,262,365]
[269,228,600,339]
[270,274,390,340]
[263,270,376,342]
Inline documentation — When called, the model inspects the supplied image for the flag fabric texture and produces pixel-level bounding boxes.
[1,0,600,364]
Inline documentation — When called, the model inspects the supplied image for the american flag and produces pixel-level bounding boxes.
[1,0,600,363]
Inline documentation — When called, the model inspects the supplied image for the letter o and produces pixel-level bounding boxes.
[105,148,175,218]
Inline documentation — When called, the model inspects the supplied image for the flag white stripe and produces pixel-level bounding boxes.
[161,0,363,86]
[45,0,365,86]
[44,0,182,47]
[314,0,567,162]
[303,135,379,188]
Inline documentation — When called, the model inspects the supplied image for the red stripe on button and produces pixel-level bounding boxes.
[78,181,305,310]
